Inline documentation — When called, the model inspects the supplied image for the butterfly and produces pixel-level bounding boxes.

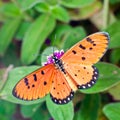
[12,32,110,104]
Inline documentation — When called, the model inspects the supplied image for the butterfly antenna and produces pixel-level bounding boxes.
[52,34,57,55]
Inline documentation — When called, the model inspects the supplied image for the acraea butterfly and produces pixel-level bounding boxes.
[13,32,110,104]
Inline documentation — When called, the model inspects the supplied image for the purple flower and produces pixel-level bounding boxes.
[43,50,64,66]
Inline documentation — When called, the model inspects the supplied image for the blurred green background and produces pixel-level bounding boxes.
[0,0,120,120]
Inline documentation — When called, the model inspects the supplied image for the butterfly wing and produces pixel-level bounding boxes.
[61,32,109,90]
[50,69,74,104]
[61,32,109,65]
[64,63,98,89]
[13,64,55,100]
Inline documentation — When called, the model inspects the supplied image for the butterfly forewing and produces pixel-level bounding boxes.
[13,64,55,100]
[61,32,109,65]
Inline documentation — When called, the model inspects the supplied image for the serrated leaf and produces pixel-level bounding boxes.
[103,103,120,120]
[51,5,70,22]
[21,14,56,64]
[80,62,120,94]
[61,0,96,8]
[0,66,46,105]
[0,17,21,56]
[46,95,74,120]
[74,94,100,120]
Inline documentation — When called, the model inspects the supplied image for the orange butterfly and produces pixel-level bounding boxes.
[13,32,110,104]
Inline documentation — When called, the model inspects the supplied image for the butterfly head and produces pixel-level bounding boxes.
[43,50,64,66]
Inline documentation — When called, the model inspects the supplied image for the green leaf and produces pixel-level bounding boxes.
[46,95,74,120]
[44,0,58,5]
[0,66,46,105]
[110,48,120,64]
[49,24,72,47]
[17,0,43,11]
[69,1,102,20]
[0,17,21,56]
[51,5,70,22]
[21,14,56,64]
[74,94,100,120]
[16,21,31,40]
[35,2,50,13]
[32,103,51,120]
[103,103,120,120]
[80,62,120,93]
[110,0,120,4]
[108,83,120,101]
[105,20,120,49]
[21,104,41,118]
[61,0,96,8]
[63,27,86,50]
[0,44,21,66]
[0,100,16,120]
[0,2,21,18]
[0,68,6,90]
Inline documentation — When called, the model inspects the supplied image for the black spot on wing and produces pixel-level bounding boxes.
[93,44,96,46]
[75,74,77,76]
[41,70,45,75]
[86,37,94,44]
[24,78,29,86]
[82,57,86,60]
[28,86,30,89]
[72,50,77,54]
[44,81,47,85]
[89,47,93,50]
[79,44,86,50]
[33,74,37,81]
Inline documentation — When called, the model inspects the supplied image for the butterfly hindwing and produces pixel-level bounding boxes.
[61,32,109,65]
[13,64,55,100]
[50,69,74,104]
[64,63,99,89]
